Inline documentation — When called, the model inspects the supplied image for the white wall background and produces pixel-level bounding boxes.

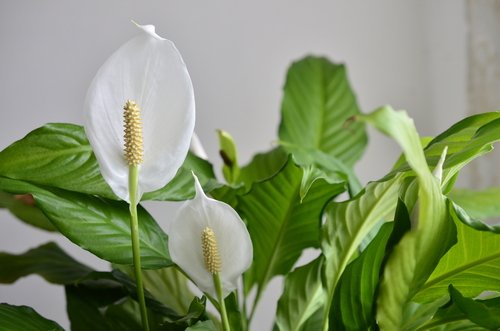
[0,1,472,330]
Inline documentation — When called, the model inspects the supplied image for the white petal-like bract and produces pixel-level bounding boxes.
[84,23,195,202]
[168,175,253,298]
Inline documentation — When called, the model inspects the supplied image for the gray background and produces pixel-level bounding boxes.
[0,1,497,330]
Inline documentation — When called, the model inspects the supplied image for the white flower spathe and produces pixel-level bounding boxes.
[84,23,195,202]
[168,175,253,298]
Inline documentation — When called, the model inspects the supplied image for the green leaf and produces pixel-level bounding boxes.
[0,123,116,199]
[330,222,396,331]
[240,158,344,295]
[185,320,217,331]
[359,106,456,330]
[104,300,144,331]
[414,209,500,303]
[0,191,55,231]
[0,303,64,331]
[276,256,325,331]
[65,270,193,331]
[389,112,500,189]
[224,293,243,331]
[414,290,500,331]
[66,283,126,331]
[140,267,195,315]
[278,56,367,167]
[321,175,402,323]
[0,177,171,268]
[448,188,500,232]
[238,147,289,189]
[447,285,500,329]
[217,129,240,184]
[282,144,361,197]
[0,242,92,284]
[0,123,216,202]
[210,147,289,208]
[143,152,217,201]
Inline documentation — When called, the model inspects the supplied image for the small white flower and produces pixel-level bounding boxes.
[168,174,253,298]
[84,22,195,202]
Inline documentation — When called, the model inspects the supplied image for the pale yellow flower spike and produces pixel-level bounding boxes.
[123,100,144,166]
[202,227,222,274]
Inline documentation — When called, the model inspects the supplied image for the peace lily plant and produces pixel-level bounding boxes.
[1,22,500,331]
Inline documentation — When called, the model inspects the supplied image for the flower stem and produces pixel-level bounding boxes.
[213,272,231,331]
[129,165,149,331]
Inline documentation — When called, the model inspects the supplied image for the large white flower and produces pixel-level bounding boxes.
[168,175,253,298]
[84,23,195,202]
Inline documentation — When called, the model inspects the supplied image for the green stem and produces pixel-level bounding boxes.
[129,165,149,331]
[213,273,231,331]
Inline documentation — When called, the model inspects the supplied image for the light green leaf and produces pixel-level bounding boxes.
[276,257,325,331]
[359,106,455,330]
[389,112,500,189]
[240,158,344,296]
[0,191,55,231]
[0,242,92,284]
[0,177,171,268]
[278,56,367,167]
[321,175,402,324]
[119,266,195,315]
[0,303,64,331]
[448,187,500,232]
[414,210,500,303]
[217,129,240,184]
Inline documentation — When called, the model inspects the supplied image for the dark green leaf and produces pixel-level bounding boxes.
[0,242,92,284]
[447,285,500,329]
[0,123,116,198]
[185,320,218,331]
[278,56,367,167]
[66,283,125,331]
[0,123,217,202]
[0,177,171,268]
[0,303,64,331]
[330,222,394,331]
[416,287,500,331]
[276,256,325,331]
[0,191,55,231]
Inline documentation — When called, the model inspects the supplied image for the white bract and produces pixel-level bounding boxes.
[168,175,253,298]
[84,22,195,202]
